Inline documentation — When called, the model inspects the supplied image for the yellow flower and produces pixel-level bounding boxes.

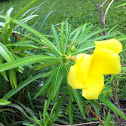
[68,39,122,99]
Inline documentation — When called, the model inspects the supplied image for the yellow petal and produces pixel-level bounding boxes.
[68,54,92,89]
[75,53,84,63]
[95,38,122,54]
[89,47,121,76]
[82,75,104,99]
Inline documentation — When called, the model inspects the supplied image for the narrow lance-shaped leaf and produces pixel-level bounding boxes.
[67,26,82,54]
[54,74,64,102]
[7,104,32,121]
[0,43,14,61]
[0,15,62,57]
[34,70,54,99]
[98,95,126,120]
[52,25,61,52]
[2,72,47,100]
[61,22,65,54]
[0,99,11,105]
[0,57,8,81]
[52,63,63,101]
[64,21,71,54]
[71,88,86,118]
[8,0,38,26]
[54,89,67,119]
[5,0,38,42]
[104,110,111,126]
[0,43,23,72]
[43,100,48,123]
[76,24,92,43]
[89,100,100,117]
[68,94,73,126]
[0,55,60,72]
[78,28,109,45]
[9,69,17,88]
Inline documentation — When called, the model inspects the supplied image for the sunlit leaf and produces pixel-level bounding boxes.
[0,99,11,105]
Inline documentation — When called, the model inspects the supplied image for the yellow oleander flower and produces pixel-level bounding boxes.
[68,39,122,99]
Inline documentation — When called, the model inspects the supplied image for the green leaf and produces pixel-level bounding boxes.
[61,22,65,55]
[34,71,54,98]
[0,57,8,81]
[52,63,63,101]
[52,25,61,52]
[43,100,47,123]
[53,74,64,102]
[6,6,13,19]
[67,26,82,53]
[9,69,17,88]
[78,28,109,45]
[71,88,86,118]
[28,92,35,111]
[107,25,118,35]
[6,43,38,49]
[116,35,126,41]
[76,24,92,43]
[0,43,14,61]
[98,95,126,120]
[17,102,36,117]
[64,21,71,54]
[89,100,100,117]
[54,89,67,119]
[0,99,11,105]
[7,104,32,121]
[104,110,111,126]
[0,15,62,57]
[72,45,95,55]
[115,3,126,8]
[8,0,38,25]
[22,123,35,126]
[2,72,47,100]
[68,94,73,126]
[35,61,60,71]
[0,55,59,72]
[121,67,126,71]
[5,0,38,42]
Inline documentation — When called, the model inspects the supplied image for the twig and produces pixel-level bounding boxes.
[90,0,100,10]
[12,33,21,40]
[104,0,114,21]
[101,0,109,7]
[57,121,117,126]
[87,106,104,125]
[98,2,106,35]
[91,0,115,36]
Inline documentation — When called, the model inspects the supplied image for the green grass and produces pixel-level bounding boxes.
[0,0,126,34]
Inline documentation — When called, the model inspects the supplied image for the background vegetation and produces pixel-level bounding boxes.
[1,0,126,33]
[0,0,125,125]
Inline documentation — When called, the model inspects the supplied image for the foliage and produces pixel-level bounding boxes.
[0,0,125,126]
